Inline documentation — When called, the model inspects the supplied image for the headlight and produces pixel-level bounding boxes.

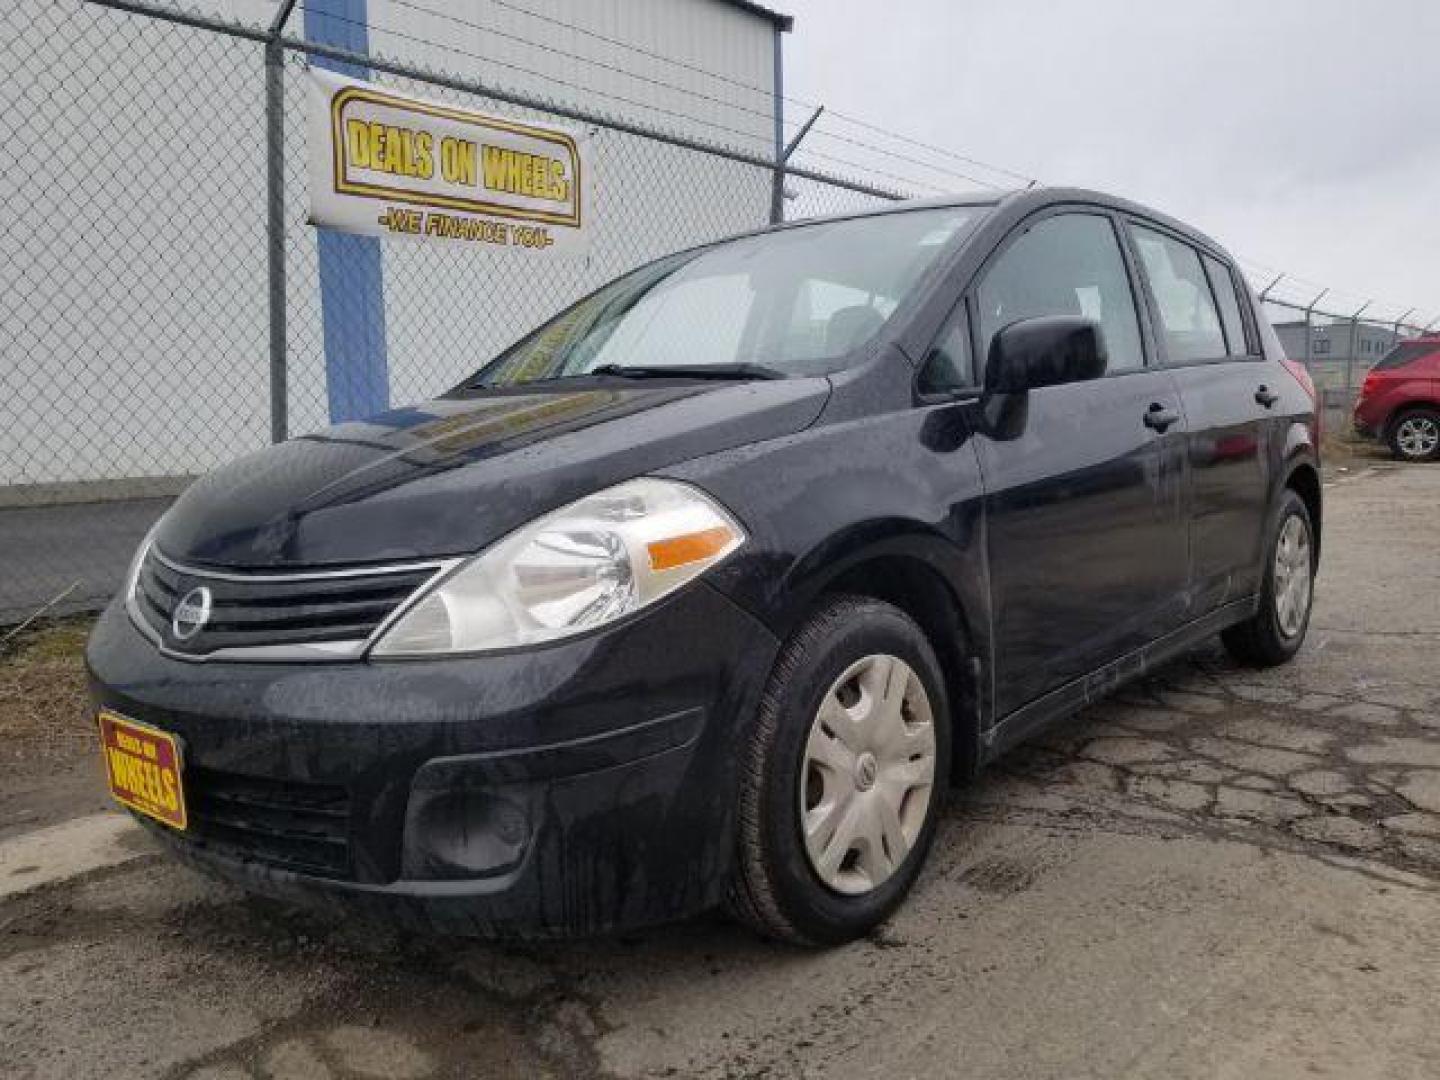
[370,478,745,657]
[123,520,162,603]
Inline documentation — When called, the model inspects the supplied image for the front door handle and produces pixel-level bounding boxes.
[1143,402,1180,433]
[1255,385,1280,408]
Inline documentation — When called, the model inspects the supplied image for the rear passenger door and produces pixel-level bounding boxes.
[1125,223,1273,613]
[972,210,1190,717]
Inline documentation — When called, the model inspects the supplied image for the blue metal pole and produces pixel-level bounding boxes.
[305,0,389,423]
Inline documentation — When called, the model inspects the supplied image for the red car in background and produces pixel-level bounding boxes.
[1353,337,1440,461]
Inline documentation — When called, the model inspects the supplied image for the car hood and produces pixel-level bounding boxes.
[157,378,830,568]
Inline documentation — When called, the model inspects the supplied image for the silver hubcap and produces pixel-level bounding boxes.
[1273,514,1313,638]
[800,654,937,896]
[1396,416,1439,458]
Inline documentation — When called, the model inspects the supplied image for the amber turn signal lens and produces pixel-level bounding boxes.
[647,526,736,571]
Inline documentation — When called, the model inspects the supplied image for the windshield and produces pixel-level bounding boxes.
[468,206,984,387]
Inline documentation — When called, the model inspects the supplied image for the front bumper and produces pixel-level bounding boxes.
[86,582,779,937]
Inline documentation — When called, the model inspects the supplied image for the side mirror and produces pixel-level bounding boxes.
[984,316,1108,395]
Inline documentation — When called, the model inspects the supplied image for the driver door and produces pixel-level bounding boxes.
[972,210,1191,717]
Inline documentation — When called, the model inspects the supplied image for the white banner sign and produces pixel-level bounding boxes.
[307,69,592,254]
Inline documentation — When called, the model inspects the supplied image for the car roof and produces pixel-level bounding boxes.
[770,186,1238,264]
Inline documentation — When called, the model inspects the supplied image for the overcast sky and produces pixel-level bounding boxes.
[781,0,1440,323]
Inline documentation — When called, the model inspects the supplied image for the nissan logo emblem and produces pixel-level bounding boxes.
[171,586,213,641]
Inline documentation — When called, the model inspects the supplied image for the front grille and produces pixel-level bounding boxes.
[133,549,440,657]
[187,766,354,880]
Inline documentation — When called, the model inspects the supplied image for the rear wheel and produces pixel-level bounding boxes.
[1222,489,1315,667]
[726,596,951,946]
[1388,407,1440,462]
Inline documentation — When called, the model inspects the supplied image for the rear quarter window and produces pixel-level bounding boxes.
[1201,255,1253,357]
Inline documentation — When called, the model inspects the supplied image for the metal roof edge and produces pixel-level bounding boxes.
[717,0,794,31]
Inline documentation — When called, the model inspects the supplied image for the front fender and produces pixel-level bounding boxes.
[775,522,982,641]
[660,402,992,733]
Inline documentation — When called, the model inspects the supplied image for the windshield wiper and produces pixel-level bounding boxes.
[464,362,785,391]
[587,363,785,381]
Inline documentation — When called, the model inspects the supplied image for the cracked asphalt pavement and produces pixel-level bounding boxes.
[3,461,1439,1079]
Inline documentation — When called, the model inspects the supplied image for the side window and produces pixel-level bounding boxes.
[976,213,1145,373]
[1202,255,1252,357]
[919,305,971,394]
[1132,226,1226,363]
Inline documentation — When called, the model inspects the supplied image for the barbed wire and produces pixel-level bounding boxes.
[299,3,1004,198]
[461,0,808,106]
[379,0,793,133]
[1239,254,1432,328]
[388,0,1025,191]
[814,109,1038,187]
[786,147,954,197]
[794,126,1001,191]
[297,4,777,150]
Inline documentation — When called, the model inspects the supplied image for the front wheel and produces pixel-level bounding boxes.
[1222,489,1315,667]
[726,596,951,946]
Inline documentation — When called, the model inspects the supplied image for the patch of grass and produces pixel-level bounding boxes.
[0,615,96,774]
[5,619,91,662]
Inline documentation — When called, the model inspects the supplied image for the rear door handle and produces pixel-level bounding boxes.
[1255,385,1280,408]
[1143,402,1180,433]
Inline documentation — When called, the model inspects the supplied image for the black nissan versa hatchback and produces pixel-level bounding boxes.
[88,188,1321,946]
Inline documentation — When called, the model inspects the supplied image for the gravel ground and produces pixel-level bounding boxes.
[2,460,1438,1080]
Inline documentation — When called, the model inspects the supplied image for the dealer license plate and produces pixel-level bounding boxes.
[97,710,188,830]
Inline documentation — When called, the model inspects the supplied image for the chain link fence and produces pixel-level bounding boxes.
[0,0,903,623]
[1256,288,1434,435]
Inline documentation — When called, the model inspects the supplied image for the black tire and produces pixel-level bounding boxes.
[726,595,952,947]
[1386,406,1440,462]
[1222,488,1315,667]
